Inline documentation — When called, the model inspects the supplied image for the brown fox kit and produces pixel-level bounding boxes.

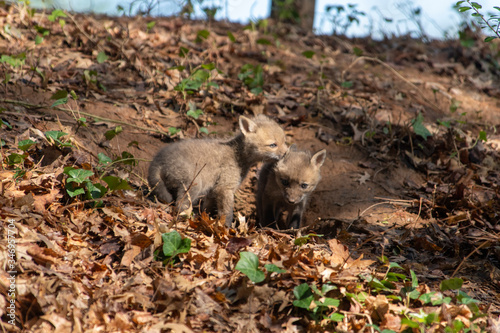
[148,115,287,226]
[257,145,326,229]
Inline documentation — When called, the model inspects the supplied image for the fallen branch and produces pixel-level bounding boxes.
[0,98,170,137]
[341,56,440,112]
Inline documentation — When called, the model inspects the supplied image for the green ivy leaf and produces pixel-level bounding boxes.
[7,153,25,165]
[116,151,136,166]
[51,97,68,108]
[86,180,107,199]
[386,272,406,282]
[187,109,203,119]
[256,38,271,45]
[264,264,286,274]
[66,169,94,184]
[329,312,345,322]
[35,35,43,45]
[18,139,35,152]
[410,270,418,288]
[201,63,216,70]
[51,90,68,100]
[321,283,337,294]
[102,176,132,191]
[104,126,123,141]
[45,130,69,145]
[146,21,156,31]
[315,297,340,307]
[195,29,210,42]
[168,127,181,136]
[98,152,112,165]
[179,46,189,58]
[479,130,487,142]
[440,278,463,291]
[292,283,314,309]
[411,113,432,140]
[235,251,265,283]
[401,318,419,328]
[227,31,236,42]
[162,231,191,257]
[35,25,50,36]
[437,119,451,128]
[388,262,403,270]
[65,183,85,197]
[353,47,363,56]
[302,50,315,58]
[97,51,108,64]
[48,9,67,22]
[1,53,25,67]
[341,81,353,88]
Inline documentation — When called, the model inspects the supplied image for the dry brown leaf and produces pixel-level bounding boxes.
[226,237,252,254]
[33,188,61,213]
[40,313,72,333]
[160,323,194,333]
[328,239,350,269]
[131,233,153,249]
[382,312,401,331]
[121,245,142,267]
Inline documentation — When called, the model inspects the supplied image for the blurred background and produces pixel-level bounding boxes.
[28,0,500,40]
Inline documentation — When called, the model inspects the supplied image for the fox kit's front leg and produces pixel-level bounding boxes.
[213,187,236,227]
[287,201,306,229]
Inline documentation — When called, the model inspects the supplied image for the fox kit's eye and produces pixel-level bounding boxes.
[281,178,289,186]
[300,183,308,189]
[269,143,277,148]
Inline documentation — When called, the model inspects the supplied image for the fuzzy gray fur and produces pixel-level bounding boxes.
[148,115,287,226]
[257,145,326,229]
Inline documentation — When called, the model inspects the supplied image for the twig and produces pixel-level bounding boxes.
[341,56,440,112]
[451,240,490,277]
[373,197,414,204]
[60,196,160,212]
[174,163,207,222]
[410,197,423,229]
[65,12,100,48]
[340,310,375,333]
[0,99,170,137]
[358,200,402,218]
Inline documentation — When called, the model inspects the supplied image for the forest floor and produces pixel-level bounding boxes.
[1,3,500,332]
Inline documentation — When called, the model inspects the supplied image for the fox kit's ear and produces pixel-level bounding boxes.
[311,149,327,168]
[283,144,297,158]
[239,116,258,135]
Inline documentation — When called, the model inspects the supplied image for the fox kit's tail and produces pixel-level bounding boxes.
[148,163,174,203]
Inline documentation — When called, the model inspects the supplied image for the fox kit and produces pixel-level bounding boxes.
[257,145,326,229]
[148,115,287,226]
